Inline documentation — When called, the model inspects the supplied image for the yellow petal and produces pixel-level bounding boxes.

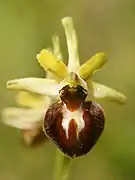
[37,49,68,82]
[15,91,51,108]
[7,78,59,96]
[79,53,107,80]
[92,81,127,103]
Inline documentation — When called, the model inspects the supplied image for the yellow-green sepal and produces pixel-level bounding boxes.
[79,53,107,80]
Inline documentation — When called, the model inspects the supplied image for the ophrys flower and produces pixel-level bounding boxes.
[2,17,126,158]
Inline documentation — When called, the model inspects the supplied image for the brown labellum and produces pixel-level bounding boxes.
[43,100,105,158]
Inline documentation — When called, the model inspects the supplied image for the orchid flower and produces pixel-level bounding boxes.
[2,17,126,158]
[2,91,51,145]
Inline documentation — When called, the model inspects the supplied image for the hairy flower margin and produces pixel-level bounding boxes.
[2,17,126,156]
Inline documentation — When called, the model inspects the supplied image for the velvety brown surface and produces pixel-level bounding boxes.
[44,101,105,158]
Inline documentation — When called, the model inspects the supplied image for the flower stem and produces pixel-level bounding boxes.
[53,149,72,180]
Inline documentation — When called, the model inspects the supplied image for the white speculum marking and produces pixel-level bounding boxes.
[62,104,85,139]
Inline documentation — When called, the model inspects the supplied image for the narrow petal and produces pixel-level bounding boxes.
[37,49,68,82]
[7,78,59,96]
[79,53,107,80]
[46,35,63,79]
[15,91,51,108]
[92,81,127,103]
[62,17,80,73]
[1,108,45,129]
[52,35,63,60]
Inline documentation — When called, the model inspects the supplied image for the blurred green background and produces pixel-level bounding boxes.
[0,0,135,180]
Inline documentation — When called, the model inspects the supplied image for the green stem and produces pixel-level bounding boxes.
[53,149,72,180]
